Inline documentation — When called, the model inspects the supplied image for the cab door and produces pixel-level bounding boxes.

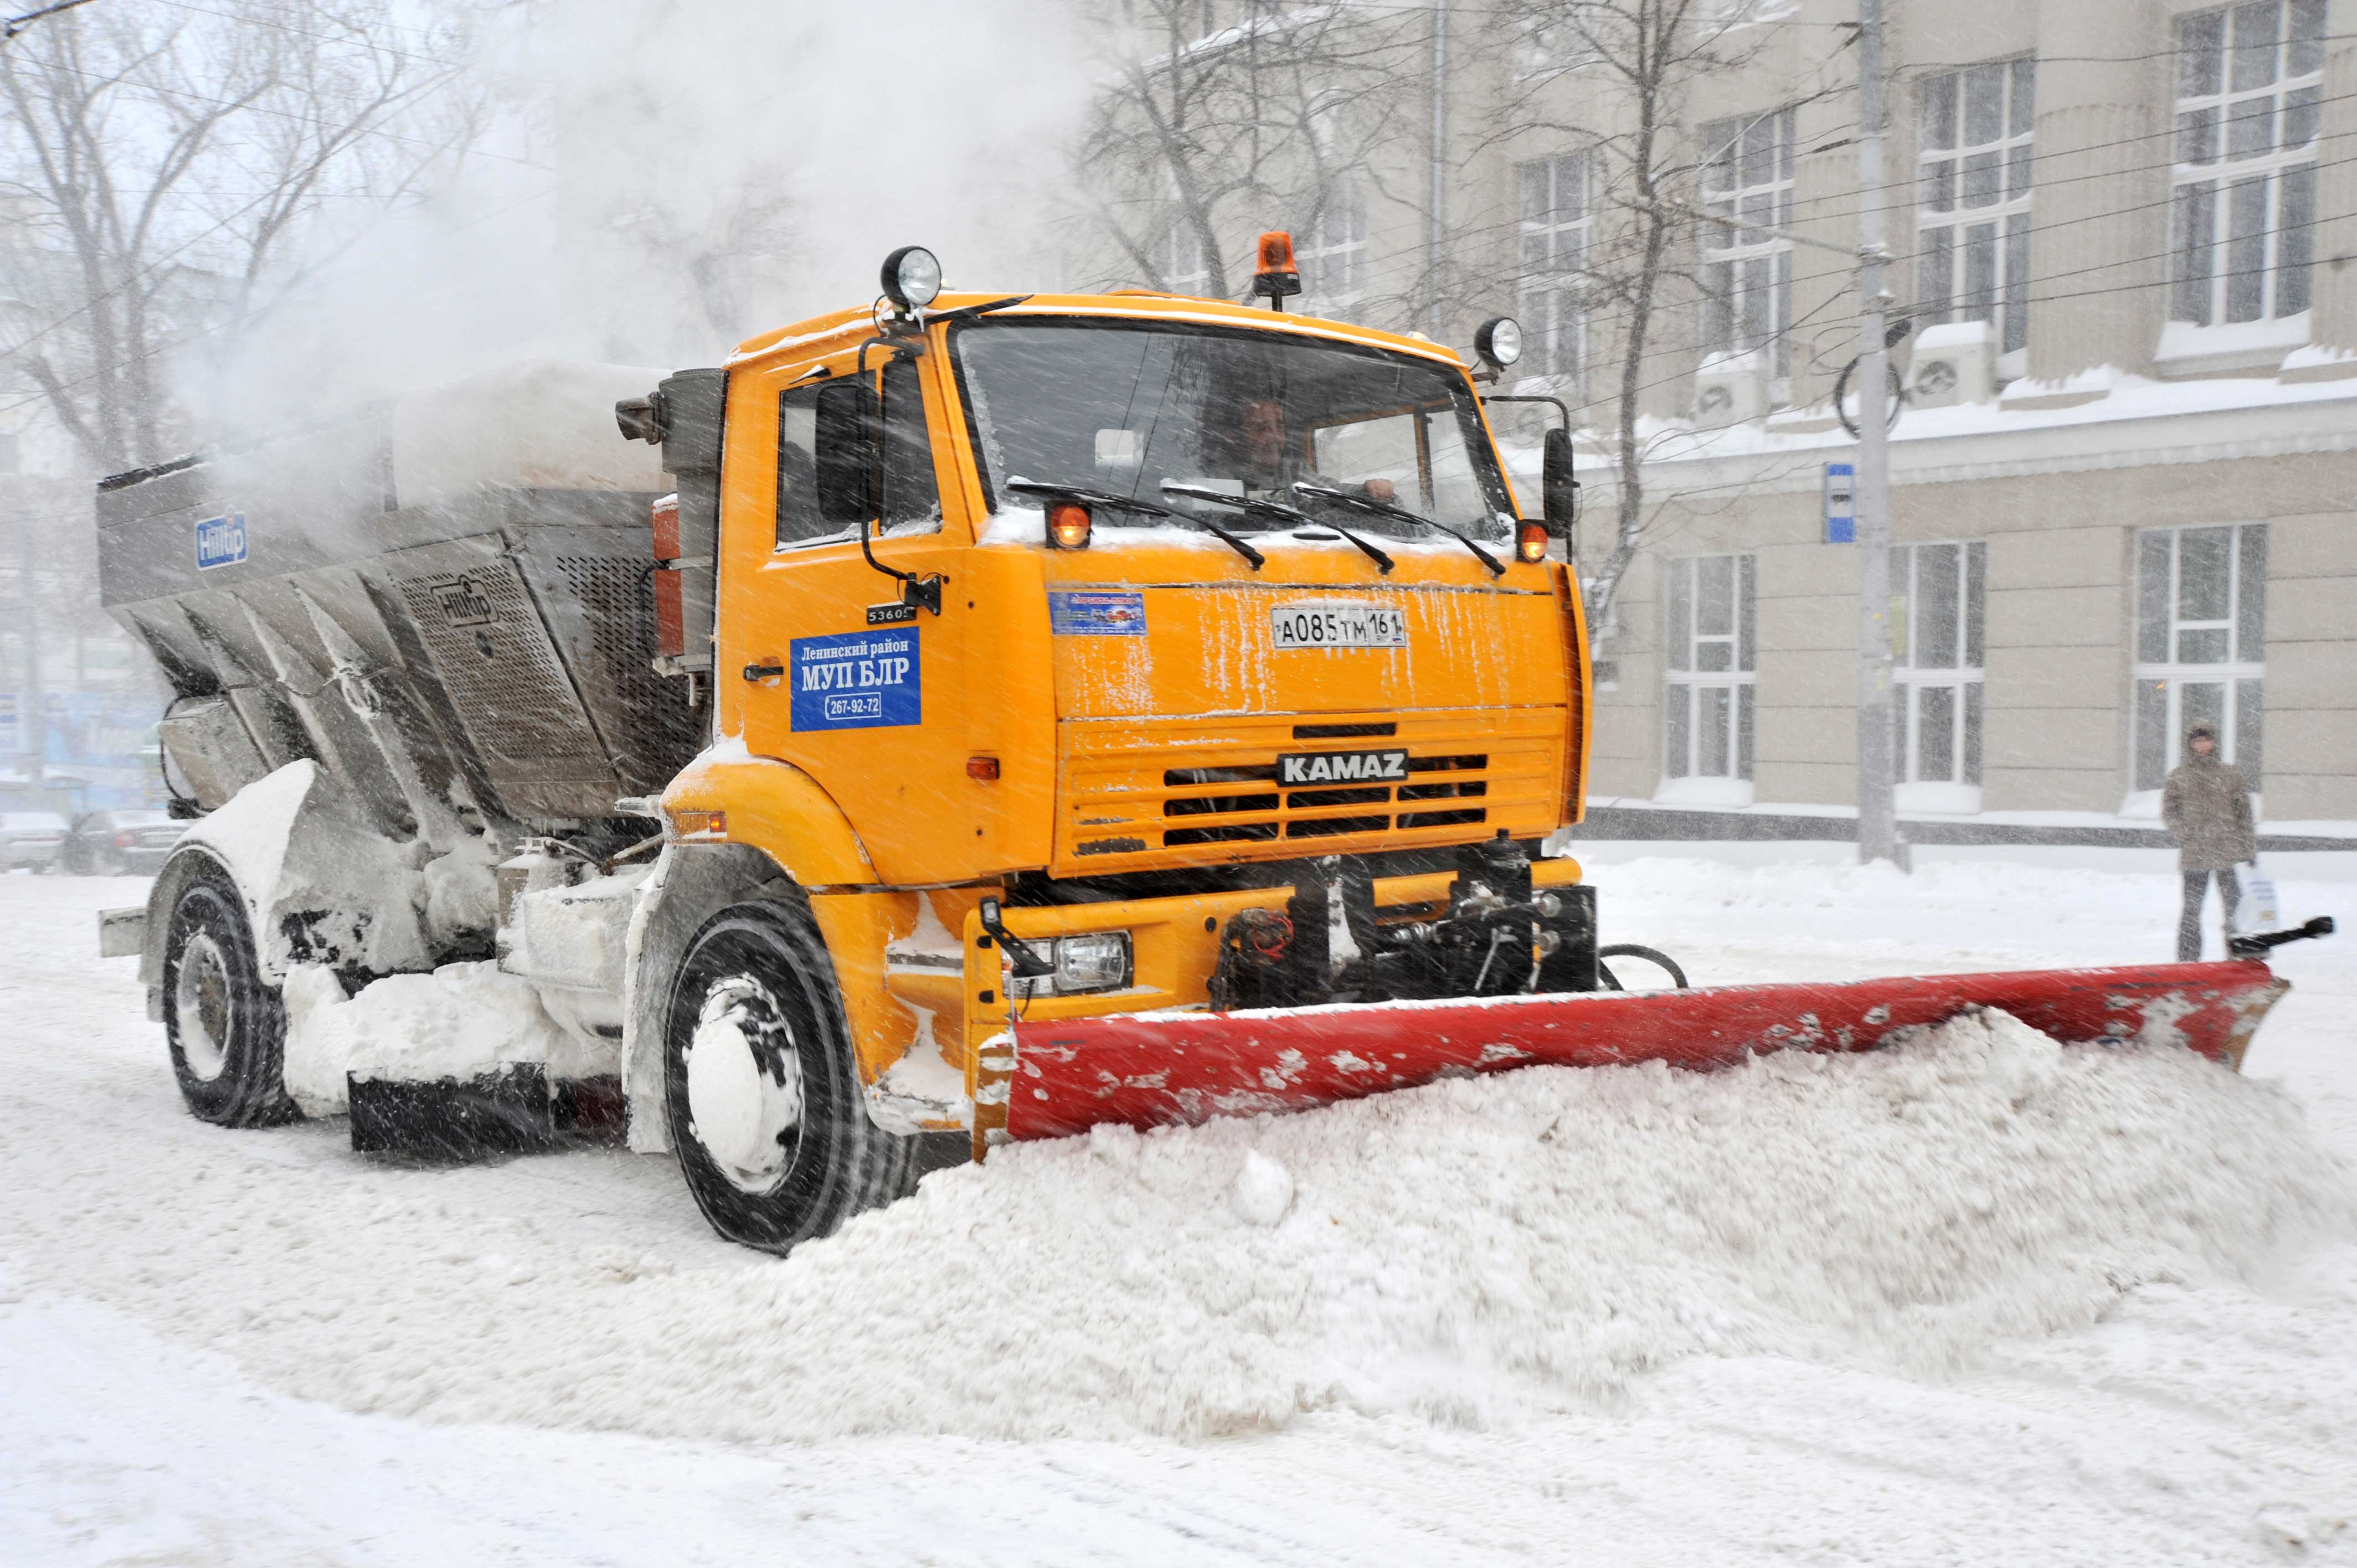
[722,348,981,885]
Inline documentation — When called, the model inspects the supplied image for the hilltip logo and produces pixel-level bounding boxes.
[433,579,496,627]
[194,510,248,570]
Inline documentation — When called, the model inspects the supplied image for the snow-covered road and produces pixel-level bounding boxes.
[6,850,2354,1565]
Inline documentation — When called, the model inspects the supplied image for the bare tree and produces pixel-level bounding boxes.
[1072,0,1425,317]
[0,0,484,472]
[1478,0,1794,633]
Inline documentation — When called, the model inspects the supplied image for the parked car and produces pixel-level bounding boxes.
[60,809,188,875]
[0,811,70,873]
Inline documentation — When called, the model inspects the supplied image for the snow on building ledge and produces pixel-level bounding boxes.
[1533,361,2357,503]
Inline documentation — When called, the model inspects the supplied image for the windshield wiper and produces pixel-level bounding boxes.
[1290,483,1503,579]
[927,293,1032,326]
[1006,479,1263,569]
[1169,484,1392,575]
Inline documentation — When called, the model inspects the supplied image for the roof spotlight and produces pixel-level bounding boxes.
[882,246,942,312]
[1474,316,1524,372]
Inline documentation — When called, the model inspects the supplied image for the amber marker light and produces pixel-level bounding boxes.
[1047,501,1093,549]
[966,756,1001,781]
[1252,231,1301,306]
[668,809,726,839]
[1518,521,1550,565]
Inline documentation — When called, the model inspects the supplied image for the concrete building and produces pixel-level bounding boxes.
[1081,0,2357,827]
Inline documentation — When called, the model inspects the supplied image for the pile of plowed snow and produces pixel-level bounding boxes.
[259,1009,2355,1444]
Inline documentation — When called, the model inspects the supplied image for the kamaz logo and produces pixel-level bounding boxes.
[434,580,495,626]
[1278,749,1409,786]
[194,510,247,570]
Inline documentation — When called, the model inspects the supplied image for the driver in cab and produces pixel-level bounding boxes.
[1236,397,1396,507]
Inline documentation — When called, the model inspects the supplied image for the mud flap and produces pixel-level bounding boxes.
[346,1069,630,1159]
[349,1065,554,1159]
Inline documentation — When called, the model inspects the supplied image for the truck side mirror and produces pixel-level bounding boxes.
[1541,426,1577,541]
[814,380,878,525]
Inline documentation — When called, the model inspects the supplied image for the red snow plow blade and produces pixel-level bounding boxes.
[997,958,2291,1142]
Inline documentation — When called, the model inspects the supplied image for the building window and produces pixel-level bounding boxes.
[1664,553,1757,793]
[1891,541,1986,808]
[2169,1,2322,330]
[1298,183,1367,317]
[1916,59,2034,370]
[1160,216,1211,298]
[1517,152,1589,391]
[1700,109,1794,384]
[1513,16,1596,78]
[2131,523,2267,796]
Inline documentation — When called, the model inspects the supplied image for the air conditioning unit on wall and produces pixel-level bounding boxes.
[1908,320,1996,408]
[1691,350,1768,428]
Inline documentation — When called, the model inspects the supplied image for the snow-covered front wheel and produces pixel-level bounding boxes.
[662,898,918,1252]
[162,864,297,1127]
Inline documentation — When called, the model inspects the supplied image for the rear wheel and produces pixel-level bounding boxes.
[163,865,297,1127]
[662,898,919,1252]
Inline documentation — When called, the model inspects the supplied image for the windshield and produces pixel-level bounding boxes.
[953,319,1513,540]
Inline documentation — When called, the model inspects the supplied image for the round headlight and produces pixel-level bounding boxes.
[881,245,942,311]
[1475,315,1524,369]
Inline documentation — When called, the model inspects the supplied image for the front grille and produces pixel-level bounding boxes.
[1057,707,1562,874]
[1165,822,1281,847]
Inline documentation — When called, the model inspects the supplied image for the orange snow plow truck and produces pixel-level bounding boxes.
[95,240,2326,1252]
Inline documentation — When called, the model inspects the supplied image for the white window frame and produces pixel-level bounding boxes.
[1516,151,1589,395]
[1660,553,1757,806]
[1700,109,1795,392]
[1159,212,1212,298]
[1890,541,1987,814]
[1512,15,1598,79]
[2165,0,2322,354]
[1296,182,1367,318]
[1915,59,2035,380]
[2127,523,2267,813]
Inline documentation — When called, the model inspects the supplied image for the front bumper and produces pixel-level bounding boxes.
[943,855,1588,1150]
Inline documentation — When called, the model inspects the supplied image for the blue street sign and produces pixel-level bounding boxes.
[1823,462,1856,544]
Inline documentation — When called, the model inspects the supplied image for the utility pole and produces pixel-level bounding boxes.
[1427,0,1448,336]
[17,517,41,798]
[1853,0,1900,868]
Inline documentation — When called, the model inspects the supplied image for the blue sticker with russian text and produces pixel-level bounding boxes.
[789,628,920,731]
[1048,589,1146,636]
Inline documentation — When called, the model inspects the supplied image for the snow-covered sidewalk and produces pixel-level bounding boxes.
[4,851,2353,1565]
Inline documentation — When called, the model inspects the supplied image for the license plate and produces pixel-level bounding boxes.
[1278,749,1409,787]
[1269,601,1407,650]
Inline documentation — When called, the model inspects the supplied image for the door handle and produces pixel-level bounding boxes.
[742,662,784,681]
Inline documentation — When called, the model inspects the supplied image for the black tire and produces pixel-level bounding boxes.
[162,864,298,1127]
[662,897,920,1252]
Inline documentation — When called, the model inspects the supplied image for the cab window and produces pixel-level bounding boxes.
[776,387,824,546]
[878,357,940,532]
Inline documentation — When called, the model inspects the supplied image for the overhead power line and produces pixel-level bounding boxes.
[3,0,97,42]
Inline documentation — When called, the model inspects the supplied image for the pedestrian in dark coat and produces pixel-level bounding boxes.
[2162,723,2257,961]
